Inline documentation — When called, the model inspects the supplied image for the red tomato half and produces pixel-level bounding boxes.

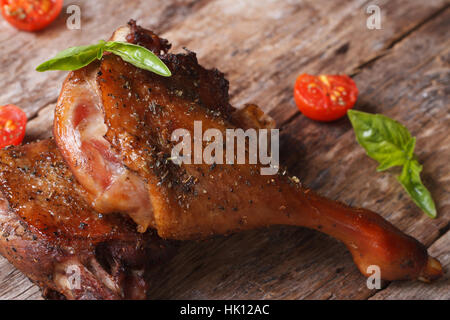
[1,0,63,31]
[0,104,27,148]
[294,74,358,122]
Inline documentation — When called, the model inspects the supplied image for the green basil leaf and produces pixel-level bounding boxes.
[36,41,106,72]
[405,137,416,160]
[348,109,437,218]
[398,159,437,218]
[35,40,171,77]
[104,41,171,77]
[347,110,413,171]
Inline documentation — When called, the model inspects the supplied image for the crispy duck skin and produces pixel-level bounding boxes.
[53,21,442,282]
[0,139,174,299]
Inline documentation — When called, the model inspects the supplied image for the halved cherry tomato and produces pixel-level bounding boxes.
[0,0,63,32]
[294,74,358,122]
[0,104,27,148]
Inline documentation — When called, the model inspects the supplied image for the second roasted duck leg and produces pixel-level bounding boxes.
[54,21,442,283]
[0,139,174,299]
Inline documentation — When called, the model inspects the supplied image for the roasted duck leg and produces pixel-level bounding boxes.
[54,21,442,282]
[0,139,174,299]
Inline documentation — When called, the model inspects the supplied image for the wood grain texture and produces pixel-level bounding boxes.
[161,0,448,125]
[0,0,448,299]
[280,7,450,247]
[0,258,41,300]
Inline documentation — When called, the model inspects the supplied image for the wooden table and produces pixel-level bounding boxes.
[0,0,448,300]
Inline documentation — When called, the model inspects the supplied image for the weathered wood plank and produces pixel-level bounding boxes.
[280,7,450,246]
[163,0,449,125]
[23,103,54,143]
[0,257,42,300]
[275,8,450,299]
[146,227,374,299]
[0,0,448,300]
[0,0,447,122]
[370,231,450,300]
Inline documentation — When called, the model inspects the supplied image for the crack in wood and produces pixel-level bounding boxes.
[437,222,450,240]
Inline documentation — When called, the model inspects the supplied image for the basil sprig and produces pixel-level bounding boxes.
[348,110,436,218]
[398,158,436,217]
[36,40,171,77]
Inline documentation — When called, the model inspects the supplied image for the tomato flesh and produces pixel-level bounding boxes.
[1,0,63,31]
[0,104,27,148]
[294,74,358,122]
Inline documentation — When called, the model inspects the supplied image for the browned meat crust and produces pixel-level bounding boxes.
[126,19,234,116]
[0,139,174,299]
[126,20,172,55]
